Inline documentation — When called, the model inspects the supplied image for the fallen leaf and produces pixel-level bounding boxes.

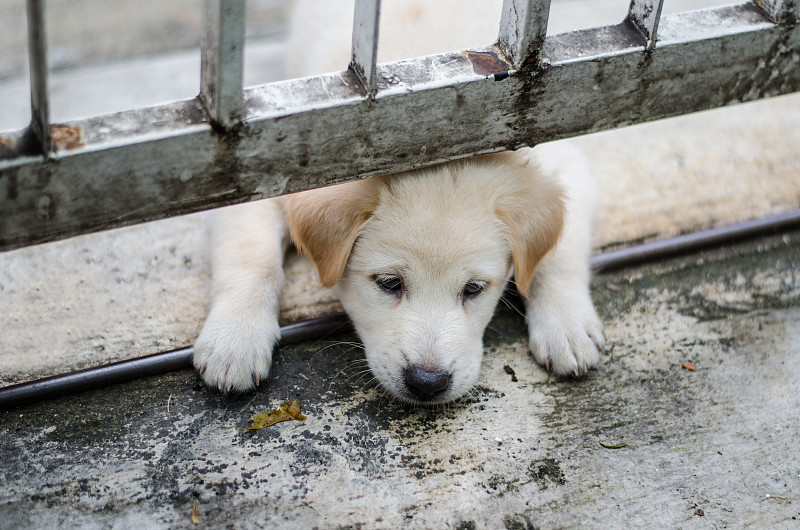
[599,441,628,449]
[681,363,696,371]
[503,365,518,382]
[240,400,307,430]
[191,499,199,525]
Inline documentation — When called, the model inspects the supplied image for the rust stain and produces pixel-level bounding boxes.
[466,50,510,77]
[51,124,85,151]
[0,136,13,152]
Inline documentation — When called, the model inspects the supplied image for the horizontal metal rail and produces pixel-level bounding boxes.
[1,2,798,251]
[2,210,798,410]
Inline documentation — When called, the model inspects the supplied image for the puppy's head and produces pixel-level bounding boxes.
[286,150,564,404]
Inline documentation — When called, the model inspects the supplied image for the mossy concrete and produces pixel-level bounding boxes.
[1,231,798,528]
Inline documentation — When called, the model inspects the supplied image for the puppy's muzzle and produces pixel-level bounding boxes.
[403,365,452,401]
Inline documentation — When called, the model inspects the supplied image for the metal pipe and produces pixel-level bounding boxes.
[753,0,800,25]
[498,0,552,67]
[0,313,352,410]
[200,0,246,127]
[627,0,666,50]
[1,210,798,410]
[350,0,382,96]
[590,209,800,273]
[24,0,52,155]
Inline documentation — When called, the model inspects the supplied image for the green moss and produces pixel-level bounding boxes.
[527,457,565,490]
[0,370,197,446]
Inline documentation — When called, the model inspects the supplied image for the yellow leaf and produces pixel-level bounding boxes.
[191,499,199,525]
[240,400,307,430]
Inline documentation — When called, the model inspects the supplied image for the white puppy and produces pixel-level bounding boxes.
[193,0,604,403]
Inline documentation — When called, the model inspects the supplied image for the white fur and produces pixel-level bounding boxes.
[525,143,605,375]
[193,0,605,401]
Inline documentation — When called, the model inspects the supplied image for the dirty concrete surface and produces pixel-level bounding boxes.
[1,0,800,527]
[1,232,799,528]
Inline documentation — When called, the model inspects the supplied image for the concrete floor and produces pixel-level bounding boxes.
[1,231,799,528]
[1,1,800,527]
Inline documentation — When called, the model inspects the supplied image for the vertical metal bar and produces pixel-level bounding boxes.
[350,0,381,96]
[25,0,52,154]
[200,0,246,127]
[627,0,666,50]
[753,0,800,25]
[498,0,552,68]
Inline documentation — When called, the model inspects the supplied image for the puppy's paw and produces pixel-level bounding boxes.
[193,308,279,392]
[527,297,605,377]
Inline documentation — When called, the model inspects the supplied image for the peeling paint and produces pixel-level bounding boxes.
[466,50,511,76]
[51,124,84,152]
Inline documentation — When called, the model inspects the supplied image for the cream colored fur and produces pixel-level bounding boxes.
[193,0,604,400]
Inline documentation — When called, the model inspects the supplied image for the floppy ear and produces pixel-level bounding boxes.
[495,168,565,297]
[285,178,380,288]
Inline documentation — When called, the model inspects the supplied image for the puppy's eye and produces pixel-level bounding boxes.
[462,281,486,299]
[374,275,403,294]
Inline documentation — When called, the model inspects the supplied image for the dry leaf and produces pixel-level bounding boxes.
[681,363,696,371]
[191,499,199,525]
[503,365,518,382]
[599,441,628,449]
[240,400,307,430]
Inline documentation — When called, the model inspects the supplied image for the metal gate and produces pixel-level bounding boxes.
[1,0,799,251]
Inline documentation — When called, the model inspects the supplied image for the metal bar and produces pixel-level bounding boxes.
[350,0,382,96]
[627,0,666,50]
[752,0,800,24]
[0,313,353,410]
[2,211,799,410]
[498,0,552,67]
[1,3,799,252]
[200,0,246,127]
[24,0,52,155]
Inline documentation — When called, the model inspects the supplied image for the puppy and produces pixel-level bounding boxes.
[193,0,604,403]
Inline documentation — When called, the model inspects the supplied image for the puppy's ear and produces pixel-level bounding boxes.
[495,166,565,297]
[285,178,380,288]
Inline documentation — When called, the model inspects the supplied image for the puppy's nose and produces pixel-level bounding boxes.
[404,365,451,401]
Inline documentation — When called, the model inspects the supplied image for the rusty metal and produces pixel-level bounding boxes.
[50,124,84,152]
[1,2,799,252]
[498,0,552,67]
[200,0,246,127]
[754,0,800,24]
[2,211,799,410]
[350,0,382,95]
[628,0,666,50]
[24,0,52,155]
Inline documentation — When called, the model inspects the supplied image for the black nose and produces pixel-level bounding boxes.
[404,365,452,401]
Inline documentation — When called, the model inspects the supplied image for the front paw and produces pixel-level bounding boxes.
[193,308,280,392]
[527,299,605,377]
